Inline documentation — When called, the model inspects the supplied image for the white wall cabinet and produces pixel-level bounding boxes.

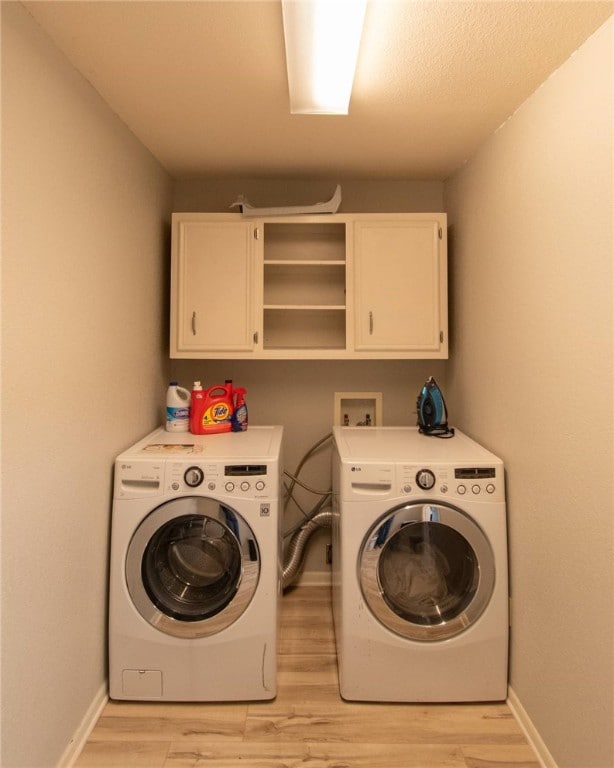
[353,218,446,353]
[170,218,256,354]
[170,212,447,359]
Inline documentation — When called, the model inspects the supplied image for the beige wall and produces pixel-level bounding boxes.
[1,4,172,766]
[445,18,613,768]
[171,180,446,576]
[174,177,444,214]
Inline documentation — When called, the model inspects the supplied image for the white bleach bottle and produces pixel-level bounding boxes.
[165,381,191,432]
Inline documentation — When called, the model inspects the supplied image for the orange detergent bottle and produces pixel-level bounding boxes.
[190,382,234,434]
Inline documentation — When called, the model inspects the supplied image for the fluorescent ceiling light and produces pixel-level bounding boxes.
[282,0,367,115]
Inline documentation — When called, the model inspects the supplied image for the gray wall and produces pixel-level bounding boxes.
[1,4,173,765]
[2,5,611,767]
[445,18,613,768]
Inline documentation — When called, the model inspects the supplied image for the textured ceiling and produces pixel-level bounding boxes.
[23,1,613,180]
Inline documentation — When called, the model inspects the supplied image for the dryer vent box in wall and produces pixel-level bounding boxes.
[334,392,382,427]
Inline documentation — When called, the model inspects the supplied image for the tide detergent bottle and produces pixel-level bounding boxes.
[190,381,234,434]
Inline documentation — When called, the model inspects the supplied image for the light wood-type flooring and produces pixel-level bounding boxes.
[76,586,540,767]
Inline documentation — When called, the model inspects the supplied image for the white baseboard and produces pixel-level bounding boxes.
[57,681,108,768]
[507,686,558,768]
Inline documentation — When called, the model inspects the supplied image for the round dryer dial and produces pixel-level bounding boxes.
[416,469,436,490]
[184,466,204,488]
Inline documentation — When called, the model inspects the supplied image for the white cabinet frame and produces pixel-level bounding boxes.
[170,212,447,360]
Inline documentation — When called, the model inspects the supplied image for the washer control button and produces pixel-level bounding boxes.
[208,482,216,491]
[184,466,204,488]
[440,484,448,494]
[486,483,496,494]
[255,481,265,491]
[402,483,412,494]
[457,484,467,495]
[416,469,436,490]
[225,481,235,492]
[240,481,250,492]
[472,484,481,495]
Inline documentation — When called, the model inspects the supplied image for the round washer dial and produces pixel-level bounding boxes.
[416,469,436,490]
[184,466,204,488]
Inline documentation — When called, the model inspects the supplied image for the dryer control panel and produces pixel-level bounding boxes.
[340,461,504,502]
[397,463,504,502]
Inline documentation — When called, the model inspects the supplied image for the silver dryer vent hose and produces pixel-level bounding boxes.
[282,508,333,590]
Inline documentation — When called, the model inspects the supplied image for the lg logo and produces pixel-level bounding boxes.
[350,466,362,472]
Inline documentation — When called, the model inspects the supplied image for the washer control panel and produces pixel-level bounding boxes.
[167,461,274,500]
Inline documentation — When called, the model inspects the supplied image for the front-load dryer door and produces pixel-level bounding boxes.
[126,496,259,638]
[359,502,495,641]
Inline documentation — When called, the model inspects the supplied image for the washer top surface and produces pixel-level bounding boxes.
[333,426,501,465]
[118,425,283,462]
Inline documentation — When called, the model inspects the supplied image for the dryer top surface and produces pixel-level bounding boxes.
[118,425,283,462]
[333,427,502,466]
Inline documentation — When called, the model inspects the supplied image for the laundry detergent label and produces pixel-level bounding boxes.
[203,402,231,425]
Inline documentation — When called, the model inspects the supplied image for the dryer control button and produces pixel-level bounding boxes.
[486,483,496,494]
[255,481,265,491]
[208,482,216,491]
[440,484,448,494]
[472,484,481,495]
[225,481,235,492]
[416,469,436,490]
[402,483,412,494]
[457,484,467,495]
[240,481,250,492]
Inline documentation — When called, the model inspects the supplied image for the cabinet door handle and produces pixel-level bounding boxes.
[253,331,258,344]
[369,311,374,335]
[191,311,197,335]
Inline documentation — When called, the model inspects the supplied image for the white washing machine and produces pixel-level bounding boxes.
[332,426,508,702]
[109,425,282,701]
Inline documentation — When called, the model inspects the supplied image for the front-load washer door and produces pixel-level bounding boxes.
[126,496,259,638]
[359,502,495,641]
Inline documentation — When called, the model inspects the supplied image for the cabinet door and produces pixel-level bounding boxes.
[353,219,446,353]
[171,220,255,355]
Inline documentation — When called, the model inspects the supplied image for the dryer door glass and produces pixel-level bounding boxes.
[359,502,495,641]
[126,497,260,638]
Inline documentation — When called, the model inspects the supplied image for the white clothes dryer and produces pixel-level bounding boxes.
[109,426,282,701]
[332,427,508,702]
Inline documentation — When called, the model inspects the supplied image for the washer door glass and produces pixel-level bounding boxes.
[359,502,495,641]
[126,497,259,638]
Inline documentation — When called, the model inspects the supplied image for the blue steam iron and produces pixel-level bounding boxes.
[416,377,455,438]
